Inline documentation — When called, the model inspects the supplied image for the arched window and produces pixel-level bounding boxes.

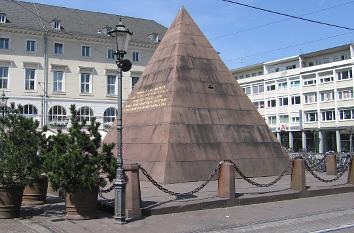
[21,104,38,118]
[103,107,117,127]
[78,106,94,122]
[48,105,67,124]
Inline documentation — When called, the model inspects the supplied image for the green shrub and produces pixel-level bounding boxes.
[43,105,116,193]
[0,106,42,187]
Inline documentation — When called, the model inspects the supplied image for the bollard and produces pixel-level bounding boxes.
[290,159,306,192]
[348,158,354,185]
[217,162,235,199]
[123,163,142,219]
[326,154,337,175]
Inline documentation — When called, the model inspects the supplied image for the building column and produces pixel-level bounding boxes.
[302,131,307,151]
[350,133,353,153]
[289,131,294,150]
[319,130,324,153]
[336,130,341,153]
[277,132,281,143]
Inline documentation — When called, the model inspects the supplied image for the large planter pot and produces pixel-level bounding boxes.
[0,185,24,219]
[23,175,48,205]
[65,188,98,220]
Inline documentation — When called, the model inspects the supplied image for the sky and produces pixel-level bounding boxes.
[29,0,354,69]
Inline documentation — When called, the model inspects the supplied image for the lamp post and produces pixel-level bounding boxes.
[0,91,9,117]
[108,18,133,224]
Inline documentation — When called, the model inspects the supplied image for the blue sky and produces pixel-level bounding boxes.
[31,0,354,69]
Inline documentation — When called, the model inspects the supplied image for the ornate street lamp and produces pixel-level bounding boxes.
[108,18,132,224]
[0,91,9,117]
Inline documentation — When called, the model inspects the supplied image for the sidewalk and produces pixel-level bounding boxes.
[99,171,354,216]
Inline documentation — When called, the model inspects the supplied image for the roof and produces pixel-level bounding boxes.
[0,0,167,45]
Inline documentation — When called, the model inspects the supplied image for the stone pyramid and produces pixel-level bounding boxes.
[104,7,289,184]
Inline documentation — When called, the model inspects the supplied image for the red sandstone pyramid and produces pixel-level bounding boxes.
[104,8,289,183]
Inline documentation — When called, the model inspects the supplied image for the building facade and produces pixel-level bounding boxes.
[232,44,354,153]
[0,0,166,133]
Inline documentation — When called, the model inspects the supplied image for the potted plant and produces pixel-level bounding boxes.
[43,105,116,219]
[22,126,49,206]
[0,106,41,218]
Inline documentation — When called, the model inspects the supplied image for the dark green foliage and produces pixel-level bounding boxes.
[43,105,116,193]
[0,106,42,187]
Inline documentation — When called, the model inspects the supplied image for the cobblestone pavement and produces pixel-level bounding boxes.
[2,192,354,233]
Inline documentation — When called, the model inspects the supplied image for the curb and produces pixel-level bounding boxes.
[98,184,354,216]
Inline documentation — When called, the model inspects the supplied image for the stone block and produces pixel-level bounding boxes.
[124,163,141,219]
[217,162,235,199]
[326,155,337,176]
[291,159,306,192]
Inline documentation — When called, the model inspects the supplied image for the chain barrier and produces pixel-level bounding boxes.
[104,152,353,198]
[98,183,115,200]
[139,161,223,197]
[224,159,292,188]
[292,154,353,183]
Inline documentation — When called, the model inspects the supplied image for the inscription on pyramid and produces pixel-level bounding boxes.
[104,7,289,183]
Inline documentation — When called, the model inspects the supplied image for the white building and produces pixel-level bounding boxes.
[0,0,166,132]
[232,43,354,153]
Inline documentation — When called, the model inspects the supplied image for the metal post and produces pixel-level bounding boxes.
[114,53,127,224]
[350,128,353,153]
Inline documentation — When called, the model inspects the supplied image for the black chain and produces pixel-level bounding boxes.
[224,159,292,188]
[98,183,115,200]
[304,157,352,183]
[139,161,223,197]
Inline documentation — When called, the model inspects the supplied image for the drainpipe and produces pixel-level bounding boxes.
[43,33,48,127]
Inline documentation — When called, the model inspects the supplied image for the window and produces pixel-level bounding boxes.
[305,112,318,122]
[339,109,354,120]
[253,100,265,109]
[252,83,264,94]
[52,19,61,30]
[53,71,64,92]
[0,67,9,89]
[286,64,296,70]
[149,33,159,43]
[291,96,301,105]
[304,93,317,104]
[80,73,91,93]
[303,78,316,86]
[25,68,35,90]
[81,46,91,57]
[242,86,251,95]
[21,104,38,118]
[267,99,276,108]
[78,106,94,123]
[107,48,114,60]
[54,42,63,54]
[266,83,276,92]
[291,116,300,123]
[267,116,276,125]
[132,77,139,89]
[103,107,117,126]
[278,97,288,106]
[0,13,6,23]
[278,81,288,90]
[26,40,36,52]
[338,88,353,100]
[275,68,280,72]
[308,61,314,66]
[0,38,9,49]
[321,110,335,121]
[132,51,140,62]
[107,75,117,95]
[290,79,300,88]
[337,70,353,81]
[48,105,67,124]
[279,115,289,123]
[319,76,333,83]
[320,91,334,102]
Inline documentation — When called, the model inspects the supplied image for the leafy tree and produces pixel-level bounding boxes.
[0,106,42,187]
[43,105,116,193]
